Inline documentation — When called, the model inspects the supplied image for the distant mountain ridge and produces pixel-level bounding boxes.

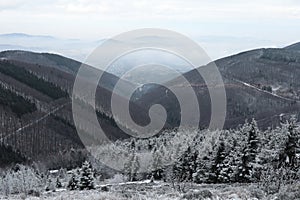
[0,33,56,39]
[0,33,98,62]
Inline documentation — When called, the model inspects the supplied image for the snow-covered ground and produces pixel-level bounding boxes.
[1,181,298,200]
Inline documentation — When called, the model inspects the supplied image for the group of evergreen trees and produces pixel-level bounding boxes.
[172,120,260,184]
[67,161,95,190]
[173,119,299,184]
[119,118,299,185]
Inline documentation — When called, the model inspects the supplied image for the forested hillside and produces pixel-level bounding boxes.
[136,47,300,129]
[0,46,300,173]
[0,53,128,169]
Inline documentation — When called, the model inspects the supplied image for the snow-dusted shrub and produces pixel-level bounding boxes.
[0,165,43,196]
[107,174,127,184]
[259,165,297,195]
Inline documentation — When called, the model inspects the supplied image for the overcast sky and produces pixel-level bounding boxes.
[1,0,300,59]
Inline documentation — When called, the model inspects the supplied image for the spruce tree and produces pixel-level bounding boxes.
[173,146,198,182]
[236,119,259,182]
[218,149,237,183]
[212,141,229,183]
[236,147,252,183]
[150,147,164,180]
[248,120,259,161]
[279,117,299,169]
[56,177,62,189]
[194,153,216,183]
[124,150,140,182]
[79,161,95,190]
[67,173,78,190]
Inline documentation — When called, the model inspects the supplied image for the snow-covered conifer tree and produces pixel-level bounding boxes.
[236,119,260,182]
[56,177,62,189]
[124,149,140,182]
[150,146,164,180]
[173,146,198,182]
[279,117,299,169]
[78,161,95,190]
[67,173,78,190]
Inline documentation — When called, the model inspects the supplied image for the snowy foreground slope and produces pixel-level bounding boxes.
[1,181,299,200]
[0,120,299,199]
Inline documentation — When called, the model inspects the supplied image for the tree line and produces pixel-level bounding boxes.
[95,118,299,191]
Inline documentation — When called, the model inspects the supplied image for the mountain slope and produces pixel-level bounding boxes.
[135,46,300,129]
[0,50,81,74]
[285,42,300,51]
[0,50,140,97]
[0,51,150,168]
[1,43,300,166]
[216,48,300,100]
